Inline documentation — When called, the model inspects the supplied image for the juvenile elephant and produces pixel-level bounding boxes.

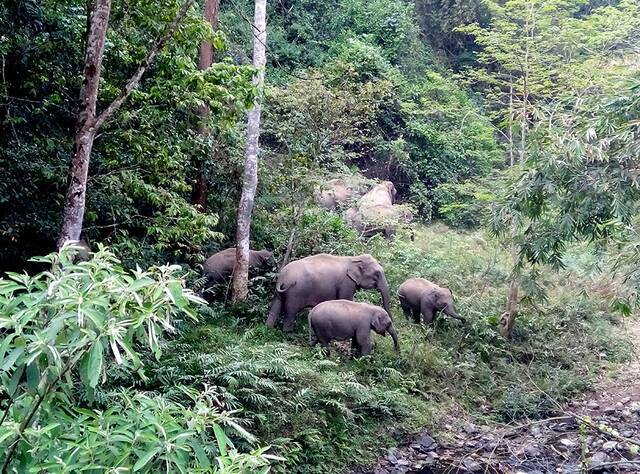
[397,278,464,324]
[203,248,273,285]
[357,181,397,208]
[309,300,399,356]
[266,253,392,332]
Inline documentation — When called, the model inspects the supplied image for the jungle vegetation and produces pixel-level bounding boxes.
[1,0,639,471]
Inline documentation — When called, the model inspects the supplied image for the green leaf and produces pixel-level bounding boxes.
[189,440,210,468]
[213,424,229,456]
[1,346,24,372]
[166,281,187,309]
[133,447,162,472]
[26,362,40,392]
[80,341,103,389]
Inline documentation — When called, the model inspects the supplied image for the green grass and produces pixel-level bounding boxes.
[140,224,633,473]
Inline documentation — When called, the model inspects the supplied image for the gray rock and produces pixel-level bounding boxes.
[587,401,600,410]
[603,406,617,415]
[621,429,634,437]
[602,440,618,451]
[621,396,631,404]
[524,443,542,457]
[463,424,480,434]
[411,434,436,452]
[559,438,577,449]
[589,451,611,467]
[462,459,483,472]
[385,448,399,464]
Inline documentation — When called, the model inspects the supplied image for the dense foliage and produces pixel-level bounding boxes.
[1,0,640,471]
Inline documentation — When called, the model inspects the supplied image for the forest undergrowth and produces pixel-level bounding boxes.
[133,223,635,472]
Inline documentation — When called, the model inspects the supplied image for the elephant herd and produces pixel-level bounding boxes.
[203,249,463,357]
[318,178,413,238]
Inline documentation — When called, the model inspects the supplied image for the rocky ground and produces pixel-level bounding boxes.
[354,322,640,474]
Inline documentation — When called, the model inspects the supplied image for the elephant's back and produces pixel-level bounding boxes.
[203,248,235,274]
[399,278,433,300]
[309,299,360,319]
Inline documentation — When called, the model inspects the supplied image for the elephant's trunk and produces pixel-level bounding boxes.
[387,324,400,352]
[444,305,465,322]
[377,277,392,317]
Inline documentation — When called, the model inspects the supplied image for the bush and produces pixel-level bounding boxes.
[0,246,277,472]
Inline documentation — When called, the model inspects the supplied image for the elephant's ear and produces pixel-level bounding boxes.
[371,311,388,333]
[421,290,437,309]
[347,259,364,284]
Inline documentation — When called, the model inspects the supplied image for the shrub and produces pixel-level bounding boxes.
[0,245,277,472]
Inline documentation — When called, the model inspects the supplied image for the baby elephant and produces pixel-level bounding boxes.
[203,247,273,285]
[398,278,464,325]
[309,300,399,356]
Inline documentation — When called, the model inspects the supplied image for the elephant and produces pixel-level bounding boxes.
[309,300,399,356]
[397,278,464,324]
[203,247,274,285]
[317,178,365,210]
[345,204,413,239]
[266,253,392,332]
[357,181,397,208]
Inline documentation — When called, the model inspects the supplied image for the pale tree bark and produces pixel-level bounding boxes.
[57,0,196,248]
[192,0,221,211]
[57,0,111,249]
[232,0,267,301]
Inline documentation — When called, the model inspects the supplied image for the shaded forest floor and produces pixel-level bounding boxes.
[354,321,640,474]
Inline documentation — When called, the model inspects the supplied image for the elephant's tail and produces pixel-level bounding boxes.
[276,280,296,293]
[266,292,283,327]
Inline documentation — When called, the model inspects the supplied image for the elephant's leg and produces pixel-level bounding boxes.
[421,307,435,325]
[265,292,284,327]
[282,301,302,332]
[351,336,361,356]
[412,309,421,324]
[399,296,412,320]
[337,279,357,301]
[355,329,372,356]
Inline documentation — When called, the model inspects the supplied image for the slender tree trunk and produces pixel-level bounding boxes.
[57,0,112,249]
[232,0,267,301]
[192,0,221,211]
[501,5,532,338]
[57,0,196,248]
[508,81,514,167]
[499,279,519,338]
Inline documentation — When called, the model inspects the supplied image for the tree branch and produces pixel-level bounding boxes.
[93,0,196,130]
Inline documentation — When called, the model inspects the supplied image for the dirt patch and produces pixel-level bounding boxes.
[353,321,640,473]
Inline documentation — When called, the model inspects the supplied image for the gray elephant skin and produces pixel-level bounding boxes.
[266,253,392,332]
[203,248,273,285]
[358,181,397,207]
[398,277,464,324]
[309,300,399,356]
[317,178,363,210]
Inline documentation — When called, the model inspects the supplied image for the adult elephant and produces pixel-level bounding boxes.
[346,204,413,239]
[358,181,397,208]
[266,253,392,332]
[317,179,355,210]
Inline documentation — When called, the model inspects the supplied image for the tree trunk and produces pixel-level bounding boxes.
[57,0,195,248]
[191,0,221,211]
[499,278,519,338]
[232,0,267,301]
[57,0,112,249]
